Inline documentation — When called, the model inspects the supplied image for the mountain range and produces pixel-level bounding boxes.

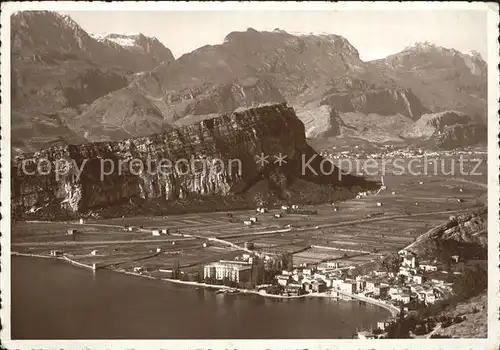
[11,11,487,152]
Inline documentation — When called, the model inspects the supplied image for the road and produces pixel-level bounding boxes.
[338,291,400,316]
[15,207,480,247]
[12,237,194,247]
[450,177,487,189]
[303,207,481,231]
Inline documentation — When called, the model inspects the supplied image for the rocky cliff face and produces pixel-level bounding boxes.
[401,111,487,149]
[369,42,487,119]
[406,207,487,258]
[320,88,427,119]
[11,11,175,152]
[12,104,373,220]
[437,123,487,150]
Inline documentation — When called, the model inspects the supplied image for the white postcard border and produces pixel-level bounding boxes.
[1,2,499,349]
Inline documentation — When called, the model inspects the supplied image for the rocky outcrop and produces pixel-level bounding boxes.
[296,105,342,138]
[401,111,486,149]
[12,103,374,220]
[369,42,487,119]
[437,123,487,150]
[406,207,487,258]
[320,88,427,120]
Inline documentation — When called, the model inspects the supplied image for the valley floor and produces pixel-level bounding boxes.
[12,171,486,277]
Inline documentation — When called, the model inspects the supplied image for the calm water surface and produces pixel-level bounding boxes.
[12,256,389,339]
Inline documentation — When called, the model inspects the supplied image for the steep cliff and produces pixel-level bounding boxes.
[320,87,427,120]
[369,42,487,119]
[436,123,487,150]
[12,104,374,220]
[405,207,487,259]
[401,111,487,149]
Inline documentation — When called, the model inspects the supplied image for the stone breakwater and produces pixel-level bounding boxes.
[12,103,372,220]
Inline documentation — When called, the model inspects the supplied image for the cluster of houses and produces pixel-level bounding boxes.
[272,261,359,297]
[319,146,482,162]
[349,251,457,307]
[269,250,457,305]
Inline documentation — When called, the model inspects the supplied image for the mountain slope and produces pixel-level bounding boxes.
[11,11,175,152]
[12,13,488,152]
[369,42,487,119]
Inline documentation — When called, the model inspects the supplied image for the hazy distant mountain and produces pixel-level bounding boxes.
[11,12,487,151]
[369,41,487,119]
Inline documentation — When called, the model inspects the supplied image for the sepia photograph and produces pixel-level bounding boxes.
[1,2,498,349]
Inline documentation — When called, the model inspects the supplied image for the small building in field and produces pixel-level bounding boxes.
[161,228,169,234]
[50,250,63,257]
[274,213,283,218]
[249,217,258,223]
[243,220,253,226]
[281,205,289,210]
[151,228,161,236]
[67,229,77,235]
[79,218,85,224]
[90,250,98,256]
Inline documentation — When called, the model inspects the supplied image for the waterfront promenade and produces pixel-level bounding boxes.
[338,291,400,317]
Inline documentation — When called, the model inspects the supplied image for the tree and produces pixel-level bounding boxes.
[280,253,293,272]
[250,257,265,288]
[382,253,401,274]
[173,260,181,279]
[453,266,487,300]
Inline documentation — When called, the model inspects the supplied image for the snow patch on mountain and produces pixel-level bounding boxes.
[89,32,143,47]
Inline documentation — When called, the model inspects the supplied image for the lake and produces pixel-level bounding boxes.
[11,256,389,339]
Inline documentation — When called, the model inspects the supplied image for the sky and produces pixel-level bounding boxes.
[61,10,487,61]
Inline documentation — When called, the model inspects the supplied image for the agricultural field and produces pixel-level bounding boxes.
[11,161,487,276]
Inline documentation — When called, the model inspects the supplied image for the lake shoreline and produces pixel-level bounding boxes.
[11,252,394,316]
[11,252,345,301]
[11,254,393,339]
